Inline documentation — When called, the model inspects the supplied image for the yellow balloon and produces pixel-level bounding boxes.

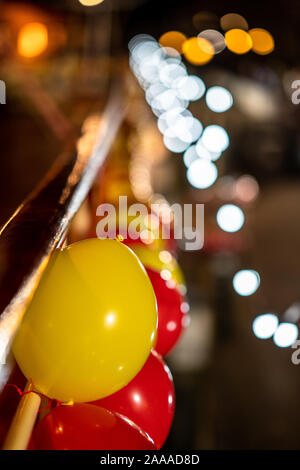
[130,245,186,291]
[96,209,167,250]
[13,239,157,403]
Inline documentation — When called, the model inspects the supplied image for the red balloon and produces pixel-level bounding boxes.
[94,350,175,449]
[146,268,188,356]
[29,404,156,450]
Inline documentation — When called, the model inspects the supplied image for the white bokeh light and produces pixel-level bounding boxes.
[233,269,260,296]
[128,34,156,52]
[216,204,245,232]
[174,116,203,143]
[163,135,190,153]
[158,107,189,131]
[209,150,222,161]
[187,159,218,189]
[146,83,167,106]
[173,75,206,101]
[273,323,299,348]
[195,140,214,160]
[152,89,182,112]
[131,40,160,65]
[159,62,187,88]
[196,139,222,161]
[252,314,279,339]
[206,86,233,113]
[202,125,229,153]
[128,35,228,161]
[158,109,202,144]
[183,145,198,167]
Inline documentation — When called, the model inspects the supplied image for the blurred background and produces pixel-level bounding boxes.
[1,0,300,449]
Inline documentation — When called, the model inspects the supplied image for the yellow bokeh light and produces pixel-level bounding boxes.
[225,29,252,54]
[182,37,214,65]
[18,22,48,58]
[159,31,187,54]
[249,28,274,55]
[78,0,104,5]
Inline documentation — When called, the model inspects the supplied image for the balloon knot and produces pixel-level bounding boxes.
[5,379,66,413]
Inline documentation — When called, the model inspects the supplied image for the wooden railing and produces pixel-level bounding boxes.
[0,83,126,394]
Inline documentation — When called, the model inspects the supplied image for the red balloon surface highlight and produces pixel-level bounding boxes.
[29,403,156,450]
[146,268,187,356]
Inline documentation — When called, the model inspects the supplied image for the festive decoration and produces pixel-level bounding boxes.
[146,268,188,356]
[130,245,186,293]
[93,209,166,250]
[13,239,157,403]
[29,403,156,450]
[94,350,175,449]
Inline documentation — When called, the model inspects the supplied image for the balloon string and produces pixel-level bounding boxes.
[5,379,74,413]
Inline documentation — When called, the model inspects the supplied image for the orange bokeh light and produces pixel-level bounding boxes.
[182,37,214,65]
[225,28,252,54]
[159,31,187,54]
[78,0,105,5]
[249,28,274,55]
[220,13,249,31]
[18,22,48,58]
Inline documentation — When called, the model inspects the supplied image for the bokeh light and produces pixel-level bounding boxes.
[195,140,213,160]
[205,86,233,113]
[235,175,259,203]
[158,108,190,134]
[233,269,260,296]
[252,314,279,339]
[159,31,187,54]
[249,28,274,55]
[163,135,190,153]
[128,34,156,53]
[198,29,226,54]
[130,40,160,66]
[159,61,187,87]
[153,90,187,115]
[146,83,167,105]
[174,116,203,143]
[217,204,245,232]
[187,159,218,189]
[183,145,198,167]
[193,11,219,31]
[18,23,48,58]
[201,125,229,153]
[273,323,299,348]
[183,37,214,65]
[220,13,249,31]
[158,108,202,144]
[78,0,104,4]
[225,29,252,54]
[173,75,206,101]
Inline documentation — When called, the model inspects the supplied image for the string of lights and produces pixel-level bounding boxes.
[128,14,298,350]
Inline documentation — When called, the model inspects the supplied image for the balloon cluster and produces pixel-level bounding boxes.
[11,122,189,449]
[11,231,188,449]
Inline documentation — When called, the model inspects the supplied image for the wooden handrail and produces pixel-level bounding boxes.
[0,83,126,385]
